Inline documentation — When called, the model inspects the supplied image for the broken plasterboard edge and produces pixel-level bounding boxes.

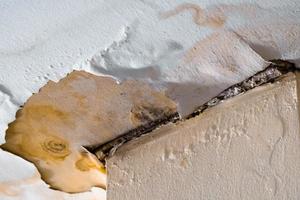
[105,66,300,161]
[92,60,297,163]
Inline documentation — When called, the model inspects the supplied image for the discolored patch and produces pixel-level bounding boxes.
[2,105,71,162]
[130,103,175,125]
[160,3,226,28]
[41,137,70,159]
[1,70,177,193]
[76,152,106,174]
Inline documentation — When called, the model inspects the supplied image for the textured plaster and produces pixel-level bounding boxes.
[107,73,300,200]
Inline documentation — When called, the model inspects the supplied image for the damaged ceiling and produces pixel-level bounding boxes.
[0,60,296,193]
[0,0,300,199]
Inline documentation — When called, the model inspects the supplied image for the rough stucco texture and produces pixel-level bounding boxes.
[107,73,300,200]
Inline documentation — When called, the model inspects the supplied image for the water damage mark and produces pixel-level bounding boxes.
[0,71,177,193]
[160,3,226,28]
[160,3,264,29]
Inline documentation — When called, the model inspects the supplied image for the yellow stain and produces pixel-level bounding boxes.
[76,153,106,174]
[0,71,176,193]
[2,105,71,162]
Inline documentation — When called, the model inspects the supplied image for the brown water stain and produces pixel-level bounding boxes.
[161,3,263,69]
[130,100,176,126]
[0,70,177,193]
[2,105,71,162]
[183,32,220,63]
[182,31,244,73]
[76,152,106,174]
[160,3,226,28]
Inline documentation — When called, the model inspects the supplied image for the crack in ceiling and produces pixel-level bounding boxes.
[90,60,296,164]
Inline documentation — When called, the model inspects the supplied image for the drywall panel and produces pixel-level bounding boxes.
[108,73,300,200]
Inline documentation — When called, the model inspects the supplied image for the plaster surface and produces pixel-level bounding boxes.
[108,73,300,200]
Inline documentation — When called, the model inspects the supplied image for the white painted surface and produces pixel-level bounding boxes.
[108,73,300,200]
[0,0,300,199]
